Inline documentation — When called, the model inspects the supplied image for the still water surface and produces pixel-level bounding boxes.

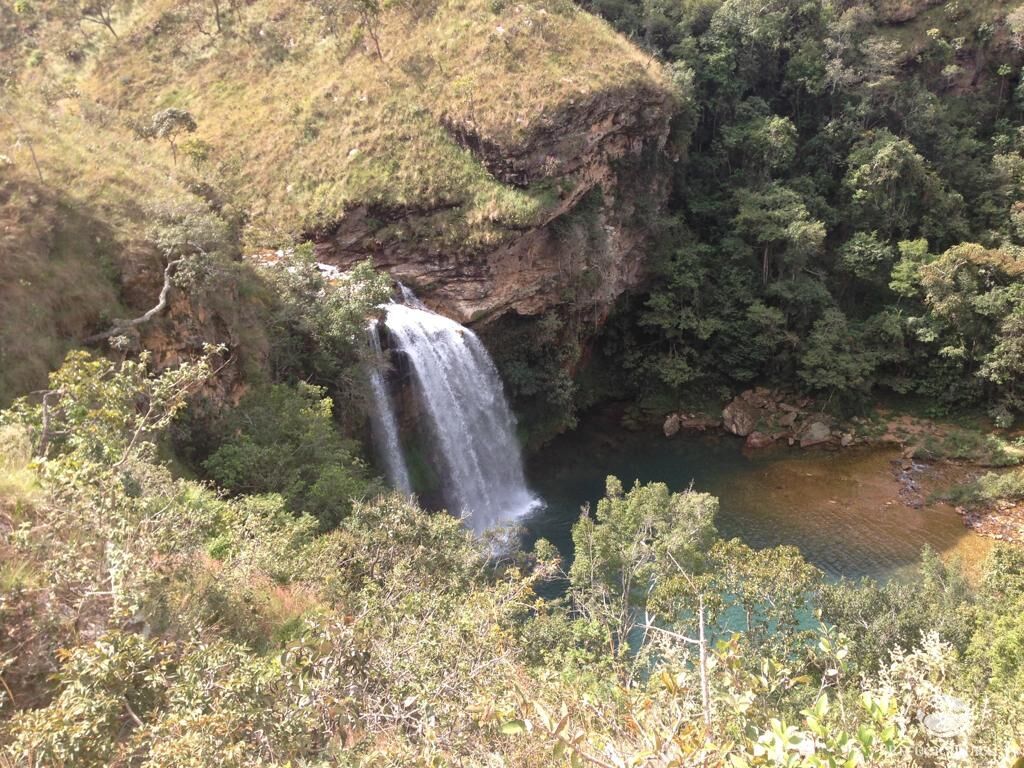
[523,412,990,583]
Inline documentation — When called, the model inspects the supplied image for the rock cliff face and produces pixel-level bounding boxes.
[119,252,267,407]
[314,83,676,327]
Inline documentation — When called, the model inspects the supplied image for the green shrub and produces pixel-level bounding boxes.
[819,548,976,673]
[257,249,391,403]
[6,632,170,768]
[977,467,1024,502]
[203,382,381,528]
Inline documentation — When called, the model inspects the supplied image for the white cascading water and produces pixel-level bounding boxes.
[383,291,542,533]
[366,320,413,496]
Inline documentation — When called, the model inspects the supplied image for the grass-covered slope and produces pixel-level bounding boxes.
[82,0,672,249]
[0,0,673,401]
[0,99,225,403]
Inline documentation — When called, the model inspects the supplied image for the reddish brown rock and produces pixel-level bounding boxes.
[314,86,675,329]
[679,414,721,432]
[745,431,776,449]
[799,420,834,448]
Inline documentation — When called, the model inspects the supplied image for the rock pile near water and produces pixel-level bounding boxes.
[662,411,720,437]
[662,387,860,450]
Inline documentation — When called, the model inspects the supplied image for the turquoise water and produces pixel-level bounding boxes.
[522,411,989,583]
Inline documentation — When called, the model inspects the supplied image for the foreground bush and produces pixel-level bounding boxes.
[1,352,1022,766]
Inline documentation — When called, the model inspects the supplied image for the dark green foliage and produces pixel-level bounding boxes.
[843,130,965,243]
[798,309,882,399]
[582,0,1024,425]
[966,546,1024,698]
[203,382,381,528]
[258,246,392,410]
[733,183,825,283]
[486,312,582,446]
[616,237,789,394]
[839,232,895,282]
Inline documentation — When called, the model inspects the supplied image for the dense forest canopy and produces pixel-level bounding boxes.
[1,0,1024,766]
[571,0,1024,423]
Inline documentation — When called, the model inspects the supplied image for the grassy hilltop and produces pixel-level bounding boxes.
[0,0,673,402]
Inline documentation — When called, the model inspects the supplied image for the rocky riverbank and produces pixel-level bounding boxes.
[959,501,1024,543]
[661,388,1024,546]
[662,387,861,450]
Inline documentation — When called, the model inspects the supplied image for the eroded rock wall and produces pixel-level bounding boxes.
[314,83,676,328]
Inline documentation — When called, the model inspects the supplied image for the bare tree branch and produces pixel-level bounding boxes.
[0,101,44,184]
[123,698,144,728]
[84,259,184,344]
[36,389,64,458]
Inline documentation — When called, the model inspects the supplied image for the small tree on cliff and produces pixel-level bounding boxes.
[307,0,385,61]
[145,109,198,166]
[79,0,123,39]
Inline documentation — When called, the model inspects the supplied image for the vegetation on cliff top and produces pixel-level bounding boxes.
[6,0,672,249]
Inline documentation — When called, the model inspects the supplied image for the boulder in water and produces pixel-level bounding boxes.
[663,413,681,438]
[680,414,721,432]
[799,420,833,447]
[722,398,760,437]
[745,431,775,449]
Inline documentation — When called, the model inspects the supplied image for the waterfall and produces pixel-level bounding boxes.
[366,320,413,496]
[383,294,542,533]
[398,282,425,309]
